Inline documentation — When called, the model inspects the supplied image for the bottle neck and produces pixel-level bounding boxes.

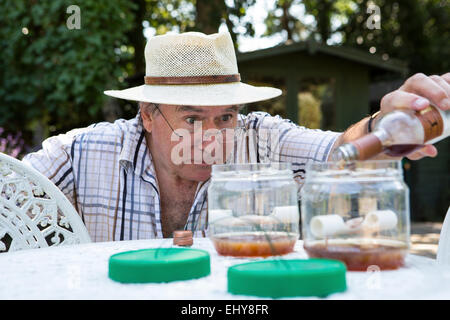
[331,132,386,161]
[350,133,384,160]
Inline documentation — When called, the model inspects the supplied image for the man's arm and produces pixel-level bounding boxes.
[330,72,450,161]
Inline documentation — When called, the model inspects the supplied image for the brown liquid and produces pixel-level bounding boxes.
[384,144,423,157]
[304,239,407,271]
[212,232,297,257]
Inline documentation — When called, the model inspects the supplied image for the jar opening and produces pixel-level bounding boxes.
[212,162,292,176]
[306,160,403,179]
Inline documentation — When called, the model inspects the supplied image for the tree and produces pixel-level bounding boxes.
[260,0,449,75]
[339,0,450,75]
[263,0,345,42]
[193,0,257,47]
[0,0,135,147]
[264,0,305,41]
[195,0,227,34]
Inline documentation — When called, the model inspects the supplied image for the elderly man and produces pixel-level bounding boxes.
[23,32,449,242]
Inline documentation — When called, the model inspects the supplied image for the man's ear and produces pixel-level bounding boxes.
[140,103,153,133]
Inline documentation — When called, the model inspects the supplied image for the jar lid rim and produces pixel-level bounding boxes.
[307,159,403,171]
[212,162,293,174]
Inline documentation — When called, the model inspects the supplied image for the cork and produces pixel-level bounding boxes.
[173,230,193,247]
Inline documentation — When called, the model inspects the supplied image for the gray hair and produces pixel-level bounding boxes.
[139,102,160,116]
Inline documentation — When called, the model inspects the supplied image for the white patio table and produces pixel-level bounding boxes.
[0,238,449,300]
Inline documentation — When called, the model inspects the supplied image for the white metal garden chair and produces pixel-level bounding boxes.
[437,206,450,265]
[0,152,91,252]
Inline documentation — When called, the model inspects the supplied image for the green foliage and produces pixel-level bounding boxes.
[298,92,322,129]
[264,0,309,41]
[144,0,196,34]
[0,0,135,139]
[339,0,450,75]
[224,0,257,42]
[263,0,350,42]
[139,0,257,48]
[302,0,335,42]
[261,0,449,75]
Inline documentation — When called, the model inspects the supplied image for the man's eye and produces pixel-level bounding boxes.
[185,117,196,125]
[221,114,233,122]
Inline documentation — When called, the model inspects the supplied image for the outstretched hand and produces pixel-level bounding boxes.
[378,72,450,160]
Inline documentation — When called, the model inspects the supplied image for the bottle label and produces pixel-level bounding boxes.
[416,106,444,142]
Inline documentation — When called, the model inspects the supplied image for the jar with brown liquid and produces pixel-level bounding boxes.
[208,163,300,257]
[301,160,410,271]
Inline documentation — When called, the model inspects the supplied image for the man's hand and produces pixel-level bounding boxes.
[377,72,450,160]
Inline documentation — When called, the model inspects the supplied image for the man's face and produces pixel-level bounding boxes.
[141,103,240,182]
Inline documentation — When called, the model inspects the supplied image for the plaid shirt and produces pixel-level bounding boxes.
[22,111,340,242]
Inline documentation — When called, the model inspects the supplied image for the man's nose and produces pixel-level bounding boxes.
[202,119,219,132]
[193,120,222,149]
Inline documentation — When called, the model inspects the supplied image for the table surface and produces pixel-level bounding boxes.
[1,238,450,300]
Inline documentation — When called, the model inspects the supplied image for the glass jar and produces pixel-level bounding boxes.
[208,163,300,257]
[301,160,410,271]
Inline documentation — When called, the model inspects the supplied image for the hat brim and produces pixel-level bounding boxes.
[104,82,282,106]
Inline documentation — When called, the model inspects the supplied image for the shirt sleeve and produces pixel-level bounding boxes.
[21,128,88,208]
[244,111,342,190]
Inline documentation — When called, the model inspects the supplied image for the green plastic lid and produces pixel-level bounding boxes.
[109,247,210,283]
[228,258,346,298]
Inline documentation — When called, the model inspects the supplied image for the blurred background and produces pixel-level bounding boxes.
[0,0,449,223]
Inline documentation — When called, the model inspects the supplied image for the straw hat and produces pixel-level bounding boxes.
[104,32,281,106]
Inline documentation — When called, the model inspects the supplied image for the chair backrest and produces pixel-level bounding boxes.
[437,206,450,265]
[0,152,91,252]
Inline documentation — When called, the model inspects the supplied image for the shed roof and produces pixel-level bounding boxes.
[237,40,408,76]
